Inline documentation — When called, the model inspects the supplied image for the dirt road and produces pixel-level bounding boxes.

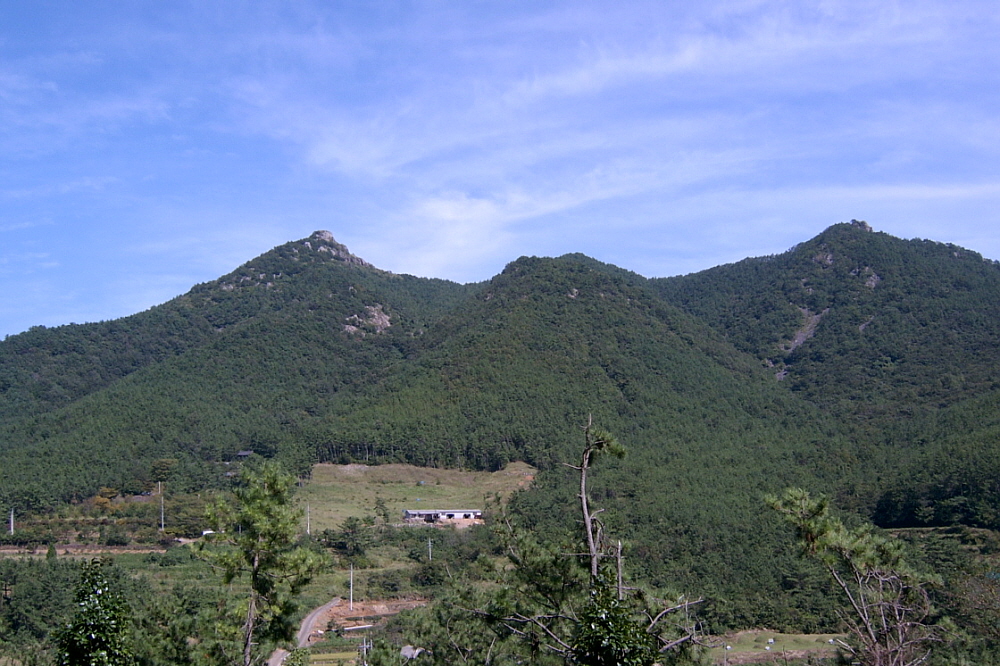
[268,596,427,665]
[269,598,340,666]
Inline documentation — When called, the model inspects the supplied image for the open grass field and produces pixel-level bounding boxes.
[301,629,845,666]
[708,630,842,664]
[307,651,357,665]
[295,461,536,532]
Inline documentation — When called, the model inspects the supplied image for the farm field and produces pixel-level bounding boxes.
[303,629,845,666]
[295,461,536,532]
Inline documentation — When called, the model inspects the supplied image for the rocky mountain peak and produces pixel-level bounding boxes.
[311,230,336,242]
[301,230,371,268]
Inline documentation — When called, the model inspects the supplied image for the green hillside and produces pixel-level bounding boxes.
[0,231,474,422]
[304,252,859,627]
[0,232,477,506]
[652,219,1000,532]
[2,223,1000,634]
[652,220,1000,420]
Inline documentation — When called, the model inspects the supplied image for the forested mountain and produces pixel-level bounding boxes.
[653,220,1000,420]
[651,219,1000,529]
[0,231,478,504]
[2,222,1000,630]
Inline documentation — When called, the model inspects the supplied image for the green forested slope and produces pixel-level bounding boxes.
[2,224,1000,632]
[323,252,851,468]
[316,253,856,629]
[872,387,1000,529]
[0,231,474,424]
[4,223,999,526]
[0,232,477,506]
[0,304,218,422]
[650,220,1000,535]
[652,220,1000,420]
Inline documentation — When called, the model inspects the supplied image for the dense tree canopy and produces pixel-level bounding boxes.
[3,224,1000,638]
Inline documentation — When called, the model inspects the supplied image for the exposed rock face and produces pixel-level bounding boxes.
[850,266,882,289]
[772,306,830,379]
[344,304,391,336]
[303,230,372,268]
[780,307,830,354]
[813,252,834,267]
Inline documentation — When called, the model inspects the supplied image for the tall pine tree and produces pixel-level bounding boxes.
[56,559,134,666]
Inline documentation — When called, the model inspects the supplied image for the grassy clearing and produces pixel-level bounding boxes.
[296,461,536,532]
[708,630,842,663]
[92,460,535,602]
[308,651,358,665]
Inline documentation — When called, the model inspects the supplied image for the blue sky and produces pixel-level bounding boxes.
[2,1,999,339]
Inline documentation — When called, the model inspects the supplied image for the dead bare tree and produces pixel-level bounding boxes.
[563,416,626,580]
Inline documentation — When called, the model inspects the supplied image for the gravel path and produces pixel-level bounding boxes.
[268,597,341,666]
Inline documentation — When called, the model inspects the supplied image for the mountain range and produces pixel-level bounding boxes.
[3,220,999,629]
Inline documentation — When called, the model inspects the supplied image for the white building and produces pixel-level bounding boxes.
[402,509,483,526]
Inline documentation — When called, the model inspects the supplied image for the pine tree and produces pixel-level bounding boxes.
[199,460,325,666]
[56,559,134,666]
[769,488,944,666]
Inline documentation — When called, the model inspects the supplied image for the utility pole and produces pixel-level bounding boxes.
[306,503,311,535]
[158,480,165,532]
[428,537,433,562]
[350,563,354,611]
[359,635,370,666]
[8,508,13,535]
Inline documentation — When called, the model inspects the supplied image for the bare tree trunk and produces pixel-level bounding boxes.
[579,444,600,578]
[243,551,260,666]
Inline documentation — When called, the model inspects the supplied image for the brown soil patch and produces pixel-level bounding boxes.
[306,597,428,643]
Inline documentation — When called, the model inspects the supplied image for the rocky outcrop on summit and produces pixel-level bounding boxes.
[298,230,372,268]
[212,231,375,294]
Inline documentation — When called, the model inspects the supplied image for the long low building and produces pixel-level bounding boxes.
[402,509,483,525]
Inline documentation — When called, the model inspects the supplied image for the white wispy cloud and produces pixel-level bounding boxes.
[1,0,999,336]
